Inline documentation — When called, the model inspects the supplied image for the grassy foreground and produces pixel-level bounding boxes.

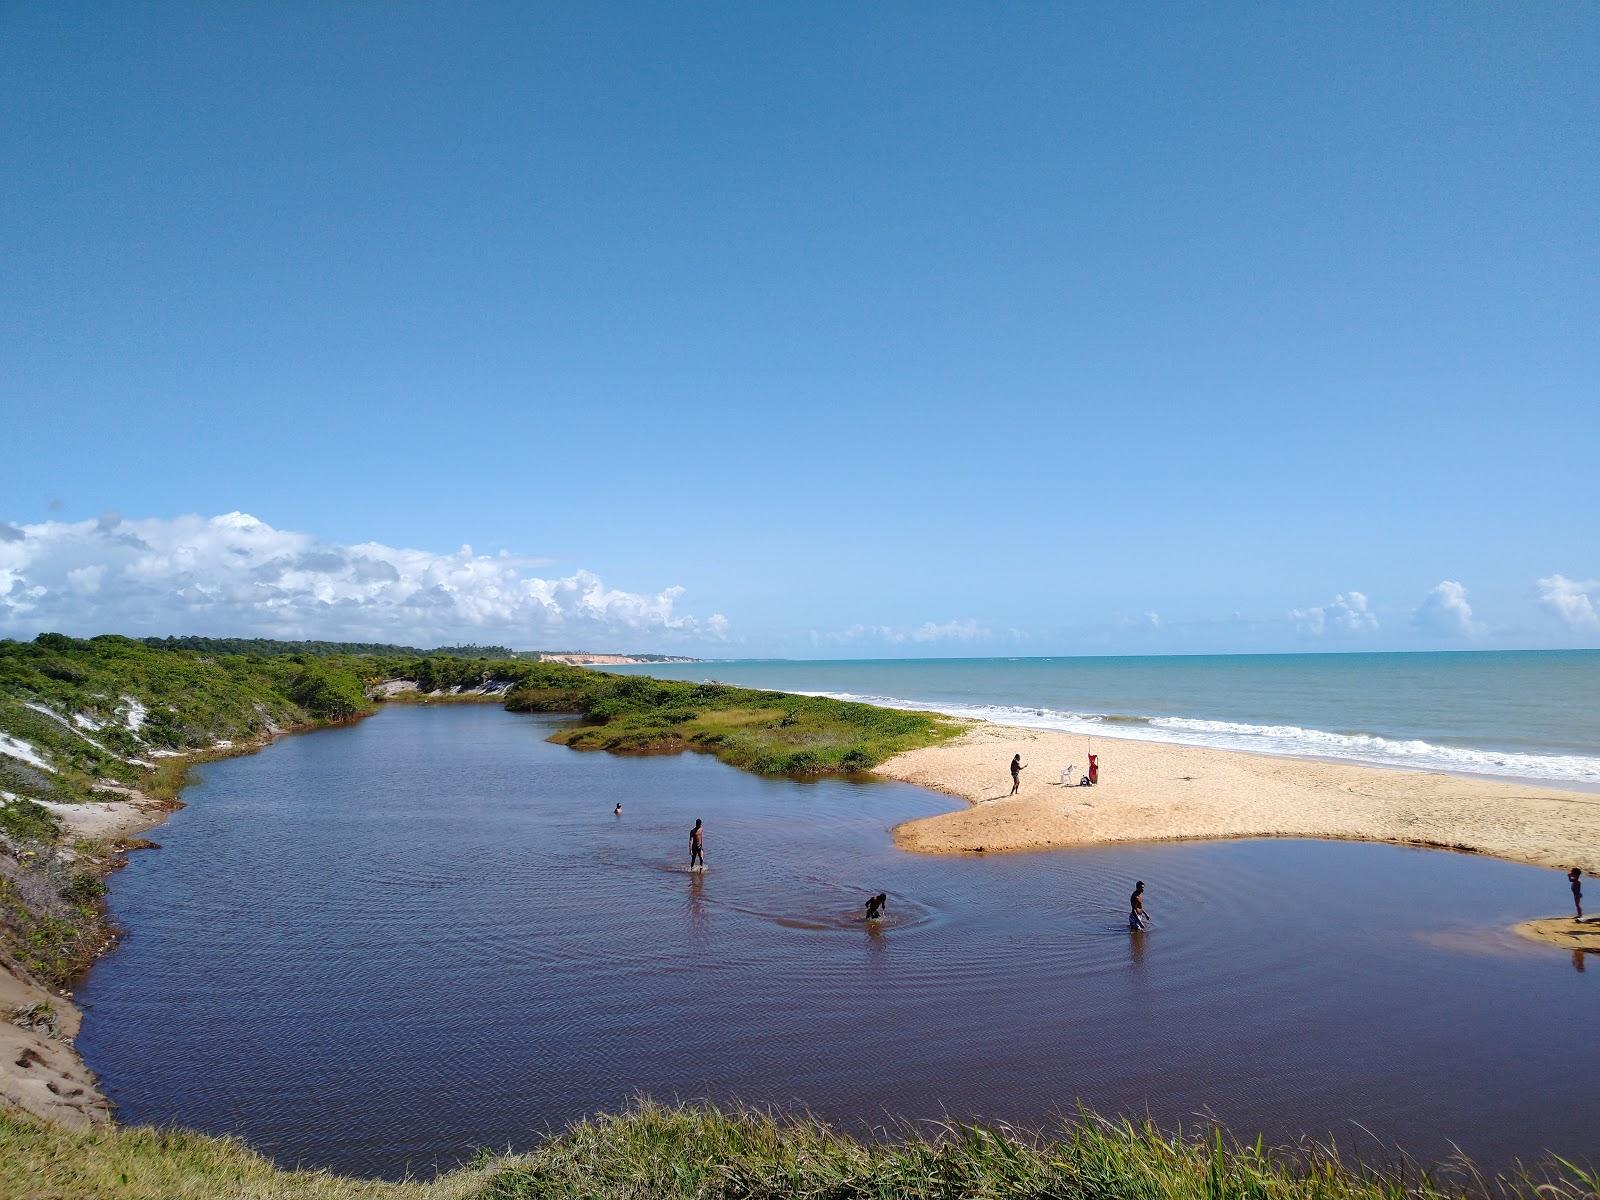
[5,1101,1593,1200]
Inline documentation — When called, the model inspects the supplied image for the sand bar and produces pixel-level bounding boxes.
[878,722,1599,875]
[1514,917,1600,953]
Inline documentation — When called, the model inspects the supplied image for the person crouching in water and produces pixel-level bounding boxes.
[864,893,887,921]
[1129,881,1149,930]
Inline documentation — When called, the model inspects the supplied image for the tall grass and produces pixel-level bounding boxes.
[5,1098,1596,1200]
[478,1102,1598,1200]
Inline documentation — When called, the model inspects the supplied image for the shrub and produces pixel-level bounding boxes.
[288,665,368,721]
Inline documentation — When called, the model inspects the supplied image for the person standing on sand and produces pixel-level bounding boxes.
[1570,867,1584,919]
[1009,754,1026,795]
[689,819,705,871]
[1129,881,1149,930]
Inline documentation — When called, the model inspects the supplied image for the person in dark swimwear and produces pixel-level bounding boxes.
[864,893,887,921]
[1009,754,1026,795]
[614,802,622,816]
[1570,867,1584,919]
[1129,880,1149,930]
[689,819,705,871]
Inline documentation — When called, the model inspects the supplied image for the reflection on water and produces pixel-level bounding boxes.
[77,706,1595,1178]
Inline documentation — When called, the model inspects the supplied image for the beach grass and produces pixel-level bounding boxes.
[4,1100,1595,1200]
[505,671,963,774]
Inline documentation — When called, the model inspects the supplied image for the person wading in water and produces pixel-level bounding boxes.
[1009,753,1027,795]
[689,819,705,871]
[1570,867,1585,920]
[1129,881,1150,930]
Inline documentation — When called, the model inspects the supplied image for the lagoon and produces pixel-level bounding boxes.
[77,704,1595,1178]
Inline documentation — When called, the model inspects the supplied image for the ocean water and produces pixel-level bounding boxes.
[608,651,1600,786]
[77,705,1596,1179]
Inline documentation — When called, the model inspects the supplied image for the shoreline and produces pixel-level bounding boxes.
[8,684,1593,1139]
[877,721,1599,878]
[0,715,361,1128]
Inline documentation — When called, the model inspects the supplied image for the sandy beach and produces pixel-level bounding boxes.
[878,721,1600,877]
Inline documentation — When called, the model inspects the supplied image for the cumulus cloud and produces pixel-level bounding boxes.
[1536,573,1600,631]
[0,512,729,648]
[1411,580,1481,637]
[1289,591,1377,636]
[812,618,991,647]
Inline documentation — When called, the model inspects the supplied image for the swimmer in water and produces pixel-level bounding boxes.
[864,893,887,921]
[614,802,622,816]
[1129,880,1149,930]
[689,818,705,871]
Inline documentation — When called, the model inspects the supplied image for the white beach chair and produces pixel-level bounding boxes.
[1059,763,1076,786]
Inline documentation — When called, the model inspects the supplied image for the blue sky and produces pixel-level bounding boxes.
[3,3,1597,656]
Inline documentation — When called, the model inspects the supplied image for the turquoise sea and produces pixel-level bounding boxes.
[610,650,1600,786]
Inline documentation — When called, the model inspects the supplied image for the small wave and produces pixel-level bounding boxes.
[796,691,1600,785]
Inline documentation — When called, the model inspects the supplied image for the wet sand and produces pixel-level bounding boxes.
[879,721,1600,875]
[1515,917,1600,953]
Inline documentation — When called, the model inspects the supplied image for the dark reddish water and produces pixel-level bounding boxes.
[77,705,1596,1178]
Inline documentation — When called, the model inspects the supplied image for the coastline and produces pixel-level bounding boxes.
[878,721,1599,876]
[8,680,1594,1142]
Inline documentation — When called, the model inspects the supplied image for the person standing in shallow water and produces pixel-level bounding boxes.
[1009,754,1026,795]
[1129,881,1149,930]
[689,819,705,871]
[1570,867,1584,919]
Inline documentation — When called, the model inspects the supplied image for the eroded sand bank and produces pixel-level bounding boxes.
[879,722,1599,875]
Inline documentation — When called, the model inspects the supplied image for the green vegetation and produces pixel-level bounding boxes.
[505,668,960,775]
[3,1100,1593,1200]
[142,637,517,660]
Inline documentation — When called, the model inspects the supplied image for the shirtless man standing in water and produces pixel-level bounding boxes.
[1129,881,1150,930]
[689,819,705,871]
[1571,867,1584,920]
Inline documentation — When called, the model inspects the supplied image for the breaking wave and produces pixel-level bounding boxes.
[797,691,1600,786]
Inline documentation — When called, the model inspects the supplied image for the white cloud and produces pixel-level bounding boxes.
[1536,574,1600,631]
[1411,580,1481,637]
[1290,591,1377,636]
[0,512,729,649]
[812,618,991,647]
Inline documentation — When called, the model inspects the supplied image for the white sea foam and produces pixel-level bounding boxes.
[797,691,1600,786]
